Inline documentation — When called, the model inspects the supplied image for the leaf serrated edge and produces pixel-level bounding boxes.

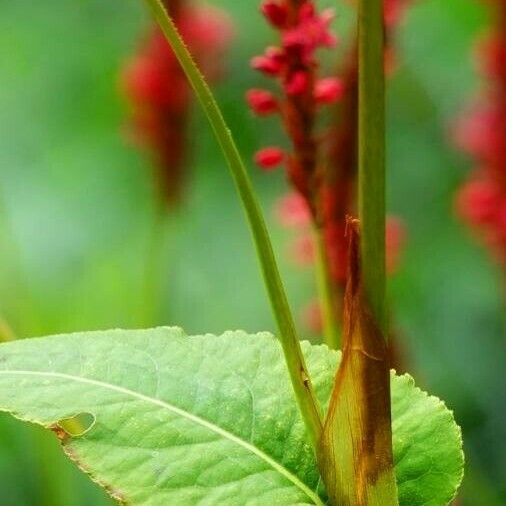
[0,332,464,506]
[391,372,465,505]
[0,336,324,506]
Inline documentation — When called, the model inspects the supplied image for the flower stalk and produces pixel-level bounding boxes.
[313,226,340,349]
[248,0,344,347]
[358,0,386,330]
[145,0,324,447]
[317,1,398,503]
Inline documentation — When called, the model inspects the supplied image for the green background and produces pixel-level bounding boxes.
[0,0,504,504]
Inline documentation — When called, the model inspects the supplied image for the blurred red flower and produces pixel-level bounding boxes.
[454,0,506,264]
[122,1,233,205]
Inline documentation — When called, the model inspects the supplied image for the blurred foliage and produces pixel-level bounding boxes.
[0,0,504,504]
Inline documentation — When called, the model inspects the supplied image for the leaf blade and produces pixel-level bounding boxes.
[0,327,463,505]
[392,373,464,506]
[0,368,324,505]
[0,328,328,505]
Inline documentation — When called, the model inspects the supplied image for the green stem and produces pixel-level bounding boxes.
[357,0,398,504]
[313,227,340,349]
[358,0,386,331]
[145,0,323,447]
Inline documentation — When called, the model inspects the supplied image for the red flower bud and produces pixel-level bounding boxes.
[457,178,499,225]
[254,147,285,169]
[282,6,337,62]
[261,0,288,29]
[314,77,345,104]
[250,47,285,75]
[284,71,309,95]
[246,89,278,115]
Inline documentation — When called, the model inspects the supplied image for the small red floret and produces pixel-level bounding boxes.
[314,77,345,104]
[284,71,309,95]
[246,89,278,115]
[261,0,288,29]
[254,147,285,169]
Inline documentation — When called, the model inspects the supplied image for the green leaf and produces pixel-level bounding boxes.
[0,328,463,505]
[392,373,464,506]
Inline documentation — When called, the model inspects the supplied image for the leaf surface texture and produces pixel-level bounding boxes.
[0,328,463,505]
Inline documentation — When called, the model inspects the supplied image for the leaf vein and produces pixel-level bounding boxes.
[0,369,323,505]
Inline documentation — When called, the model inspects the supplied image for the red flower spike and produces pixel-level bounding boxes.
[314,77,345,104]
[122,3,233,205]
[261,0,288,29]
[249,0,341,220]
[298,2,315,21]
[283,7,337,62]
[246,89,278,115]
[250,0,414,308]
[454,0,506,264]
[254,147,285,169]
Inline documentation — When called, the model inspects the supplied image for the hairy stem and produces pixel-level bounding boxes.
[145,0,323,447]
[314,227,340,349]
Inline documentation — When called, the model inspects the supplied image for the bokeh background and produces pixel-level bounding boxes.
[0,0,504,504]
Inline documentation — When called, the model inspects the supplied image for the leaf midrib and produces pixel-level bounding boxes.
[0,369,324,505]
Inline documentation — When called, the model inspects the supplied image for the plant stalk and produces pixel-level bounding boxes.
[145,0,323,447]
[313,227,340,349]
[358,0,398,503]
[358,0,386,331]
